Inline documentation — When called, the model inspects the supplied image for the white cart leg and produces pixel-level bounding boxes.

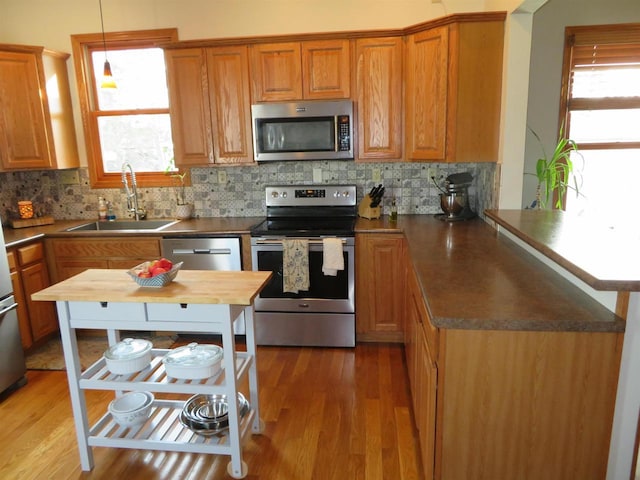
[222,317,246,478]
[56,301,94,471]
[243,305,263,433]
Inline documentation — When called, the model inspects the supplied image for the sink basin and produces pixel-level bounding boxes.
[65,220,179,232]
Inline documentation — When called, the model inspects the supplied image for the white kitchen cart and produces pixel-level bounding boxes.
[31,269,272,479]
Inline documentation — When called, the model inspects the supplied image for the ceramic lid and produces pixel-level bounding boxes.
[105,338,152,361]
[163,343,223,367]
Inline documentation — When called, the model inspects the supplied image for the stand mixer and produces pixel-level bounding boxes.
[433,172,476,221]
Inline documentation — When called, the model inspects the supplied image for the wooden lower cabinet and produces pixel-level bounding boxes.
[46,237,161,283]
[405,265,621,480]
[356,233,405,342]
[7,241,57,349]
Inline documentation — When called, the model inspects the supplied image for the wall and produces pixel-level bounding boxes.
[0,162,496,221]
[522,0,640,208]
[0,0,522,218]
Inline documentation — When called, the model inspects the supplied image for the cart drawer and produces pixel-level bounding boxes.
[147,303,235,323]
[68,301,147,322]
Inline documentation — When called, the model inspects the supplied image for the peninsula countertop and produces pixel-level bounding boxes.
[485,209,640,291]
[357,214,624,333]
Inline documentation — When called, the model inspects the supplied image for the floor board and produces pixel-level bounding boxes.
[0,343,423,480]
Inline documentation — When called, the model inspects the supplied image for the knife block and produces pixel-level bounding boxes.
[358,194,381,219]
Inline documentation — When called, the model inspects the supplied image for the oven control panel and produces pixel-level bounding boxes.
[265,185,356,207]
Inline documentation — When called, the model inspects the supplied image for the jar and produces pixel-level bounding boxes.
[17,201,34,219]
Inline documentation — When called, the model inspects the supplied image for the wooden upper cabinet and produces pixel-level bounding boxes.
[0,45,79,171]
[250,42,302,102]
[405,27,448,161]
[301,40,350,99]
[165,46,254,166]
[250,40,350,102]
[206,46,254,164]
[405,19,504,162]
[356,37,403,161]
[165,48,214,166]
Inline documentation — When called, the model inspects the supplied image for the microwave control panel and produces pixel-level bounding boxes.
[337,115,351,152]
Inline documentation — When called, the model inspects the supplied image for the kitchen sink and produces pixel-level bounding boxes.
[65,219,180,232]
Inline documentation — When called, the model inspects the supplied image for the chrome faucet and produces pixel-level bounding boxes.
[121,162,146,220]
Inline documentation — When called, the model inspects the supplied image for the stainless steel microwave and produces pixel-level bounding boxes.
[251,100,354,162]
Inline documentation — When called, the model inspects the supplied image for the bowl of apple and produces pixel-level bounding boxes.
[127,259,183,287]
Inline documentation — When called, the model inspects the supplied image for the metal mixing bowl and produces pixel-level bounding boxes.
[180,393,250,436]
[439,192,466,218]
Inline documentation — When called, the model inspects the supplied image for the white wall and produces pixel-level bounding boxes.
[0,0,528,190]
[522,0,640,208]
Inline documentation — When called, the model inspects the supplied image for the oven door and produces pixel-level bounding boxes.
[250,237,355,313]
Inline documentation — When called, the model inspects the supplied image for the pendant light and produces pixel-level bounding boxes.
[99,0,116,89]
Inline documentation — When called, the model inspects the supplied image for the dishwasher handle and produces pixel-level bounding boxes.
[171,248,232,255]
[0,302,18,318]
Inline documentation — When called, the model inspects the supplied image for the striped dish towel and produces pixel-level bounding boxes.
[283,239,309,293]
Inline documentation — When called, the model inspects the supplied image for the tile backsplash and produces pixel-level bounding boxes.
[0,161,497,223]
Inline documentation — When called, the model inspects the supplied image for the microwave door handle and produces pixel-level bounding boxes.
[334,118,339,152]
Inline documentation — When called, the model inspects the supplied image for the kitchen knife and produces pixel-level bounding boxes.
[370,186,385,207]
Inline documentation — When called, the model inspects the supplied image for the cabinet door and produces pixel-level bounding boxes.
[356,234,405,341]
[405,26,448,161]
[356,37,403,161]
[301,39,350,99]
[0,50,52,170]
[416,325,438,480]
[21,262,57,341]
[165,48,214,166]
[250,42,302,102]
[10,268,33,350]
[206,46,254,164]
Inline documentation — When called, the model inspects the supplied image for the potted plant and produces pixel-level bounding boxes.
[527,126,583,210]
[164,159,193,219]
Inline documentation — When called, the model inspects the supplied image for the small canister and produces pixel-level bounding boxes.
[18,201,34,219]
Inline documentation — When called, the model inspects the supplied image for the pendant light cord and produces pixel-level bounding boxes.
[99,0,108,61]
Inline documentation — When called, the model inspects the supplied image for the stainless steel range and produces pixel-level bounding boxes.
[250,184,356,347]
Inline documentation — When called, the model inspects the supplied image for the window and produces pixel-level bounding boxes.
[559,24,640,223]
[71,29,178,188]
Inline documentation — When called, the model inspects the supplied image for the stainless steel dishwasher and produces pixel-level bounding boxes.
[161,236,244,333]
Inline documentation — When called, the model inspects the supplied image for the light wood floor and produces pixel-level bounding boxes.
[0,343,423,479]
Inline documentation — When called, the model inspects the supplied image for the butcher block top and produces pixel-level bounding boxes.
[31,269,272,305]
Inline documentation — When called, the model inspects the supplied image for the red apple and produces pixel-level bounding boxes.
[158,258,173,270]
[138,271,152,278]
[150,266,168,277]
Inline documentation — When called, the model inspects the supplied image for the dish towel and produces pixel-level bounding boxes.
[322,237,344,276]
[283,239,309,293]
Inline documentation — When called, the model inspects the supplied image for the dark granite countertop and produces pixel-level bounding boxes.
[357,214,624,333]
[3,213,624,333]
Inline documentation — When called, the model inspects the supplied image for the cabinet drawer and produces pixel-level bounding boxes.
[52,238,161,258]
[147,303,235,323]
[68,301,147,322]
[7,250,16,271]
[18,242,44,265]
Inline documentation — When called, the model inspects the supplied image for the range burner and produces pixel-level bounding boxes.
[251,184,357,237]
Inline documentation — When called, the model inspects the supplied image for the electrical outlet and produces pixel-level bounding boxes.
[60,170,80,184]
[313,168,322,183]
[217,170,227,184]
[372,168,382,183]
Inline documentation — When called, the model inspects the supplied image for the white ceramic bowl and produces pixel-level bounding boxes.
[104,338,153,375]
[108,391,154,427]
[163,343,223,380]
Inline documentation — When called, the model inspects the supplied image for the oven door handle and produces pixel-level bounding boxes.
[253,238,348,245]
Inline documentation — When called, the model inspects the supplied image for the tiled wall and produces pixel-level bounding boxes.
[0,161,497,223]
